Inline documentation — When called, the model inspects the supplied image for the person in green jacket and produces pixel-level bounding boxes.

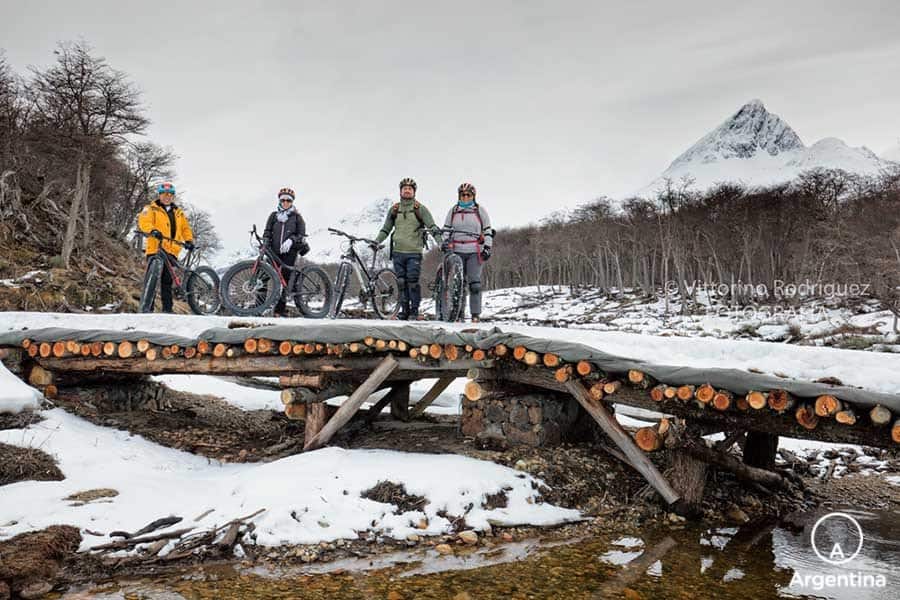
[373,177,441,320]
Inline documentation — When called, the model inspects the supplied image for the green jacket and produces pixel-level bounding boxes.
[374,199,441,254]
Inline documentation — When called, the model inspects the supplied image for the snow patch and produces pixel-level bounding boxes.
[0,361,41,414]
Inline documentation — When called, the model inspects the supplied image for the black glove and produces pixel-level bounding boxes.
[150,229,163,240]
[441,240,451,252]
[298,240,310,256]
[368,241,381,251]
[480,246,492,261]
[182,241,195,251]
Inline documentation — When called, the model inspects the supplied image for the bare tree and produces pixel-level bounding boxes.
[27,41,149,267]
[111,142,177,239]
[182,203,222,264]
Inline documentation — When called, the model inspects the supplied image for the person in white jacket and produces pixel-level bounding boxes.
[442,182,494,322]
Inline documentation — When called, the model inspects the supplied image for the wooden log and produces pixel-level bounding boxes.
[169,344,181,355]
[543,353,560,368]
[284,402,307,420]
[746,390,767,410]
[183,347,198,359]
[278,341,293,356]
[712,390,733,411]
[161,346,175,360]
[444,344,459,361]
[304,355,399,451]
[292,344,304,355]
[870,405,892,426]
[304,403,329,447]
[145,347,158,361]
[588,382,605,401]
[892,420,900,444]
[65,340,79,354]
[409,377,456,418]
[80,344,92,357]
[428,343,442,360]
[767,389,793,413]
[494,344,508,357]
[43,384,58,399]
[554,365,572,383]
[576,361,592,376]
[27,344,38,357]
[39,342,52,358]
[137,339,151,353]
[676,385,695,402]
[409,347,419,359]
[512,345,527,361]
[348,342,361,353]
[256,339,273,354]
[735,395,750,411]
[635,426,663,451]
[196,340,210,355]
[627,370,652,389]
[100,342,115,357]
[52,341,68,358]
[603,380,622,395]
[650,384,666,402]
[304,343,317,354]
[795,404,819,430]
[835,409,857,425]
[663,386,677,400]
[243,338,258,353]
[387,382,411,421]
[523,351,539,366]
[375,339,387,351]
[279,374,328,388]
[213,343,228,358]
[419,344,429,356]
[364,336,376,347]
[118,341,134,359]
[814,394,842,417]
[90,342,103,357]
[472,349,486,361]
[21,339,32,350]
[694,383,715,404]
[28,365,54,387]
[226,347,244,358]
[565,380,680,505]
[397,341,408,352]
[464,380,484,402]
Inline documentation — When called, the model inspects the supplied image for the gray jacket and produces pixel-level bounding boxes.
[443,203,493,254]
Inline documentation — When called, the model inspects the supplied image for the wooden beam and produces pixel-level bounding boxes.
[409,377,457,418]
[304,403,330,448]
[304,355,399,451]
[388,382,411,422]
[565,379,680,505]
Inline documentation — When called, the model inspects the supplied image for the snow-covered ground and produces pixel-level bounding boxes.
[0,409,579,552]
[0,361,41,414]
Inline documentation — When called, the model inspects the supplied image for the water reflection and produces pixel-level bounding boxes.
[62,508,898,600]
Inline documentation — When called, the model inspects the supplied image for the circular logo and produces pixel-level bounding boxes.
[810,512,864,566]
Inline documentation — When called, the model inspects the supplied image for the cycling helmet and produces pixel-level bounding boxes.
[399,177,417,191]
[278,187,295,201]
[458,182,476,197]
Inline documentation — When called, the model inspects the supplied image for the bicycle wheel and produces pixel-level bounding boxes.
[220,260,281,316]
[139,256,163,313]
[330,262,352,318]
[293,265,333,319]
[432,264,444,319]
[371,268,401,319]
[186,266,221,315]
[440,255,465,322]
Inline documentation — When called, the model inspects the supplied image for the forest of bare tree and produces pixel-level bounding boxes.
[0,42,220,272]
[477,170,900,318]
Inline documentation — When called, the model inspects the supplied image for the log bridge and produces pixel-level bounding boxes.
[2,323,898,514]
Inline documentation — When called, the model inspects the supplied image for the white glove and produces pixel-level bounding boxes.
[280,239,293,253]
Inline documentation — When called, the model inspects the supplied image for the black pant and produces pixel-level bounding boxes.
[158,253,176,313]
[274,249,299,315]
[392,252,422,318]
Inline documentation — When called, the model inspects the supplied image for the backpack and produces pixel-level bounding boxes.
[391,200,425,229]
[451,202,488,244]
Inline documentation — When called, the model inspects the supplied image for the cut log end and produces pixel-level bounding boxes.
[512,346,527,361]
[523,351,539,366]
[472,349,486,361]
[650,384,666,402]
[835,409,857,426]
[746,391,767,410]
[602,380,622,395]
[814,394,842,417]
[494,344,508,357]
[444,344,459,361]
[795,404,819,430]
[576,360,592,376]
[892,420,900,444]
[694,383,715,404]
[767,390,794,413]
[284,402,307,421]
[712,390,733,411]
[588,382,605,401]
[635,426,662,452]
[463,380,484,402]
[117,340,134,359]
[213,343,227,358]
[428,343,442,360]
[554,365,572,383]
[676,385,695,402]
[243,339,258,353]
[543,353,560,368]
[870,405,892,427]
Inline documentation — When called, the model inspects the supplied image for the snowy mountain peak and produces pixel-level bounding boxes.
[640,100,894,196]
[670,99,804,168]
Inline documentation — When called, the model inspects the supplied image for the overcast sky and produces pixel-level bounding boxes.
[2,0,899,256]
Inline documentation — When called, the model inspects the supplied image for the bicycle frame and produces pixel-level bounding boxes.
[249,226,308,290]
[340,243,379,296]
[139,232,195,296]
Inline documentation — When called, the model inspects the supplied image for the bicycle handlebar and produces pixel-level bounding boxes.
[328,227,382,248]
[438,227,482,239]
[134,229,189,247]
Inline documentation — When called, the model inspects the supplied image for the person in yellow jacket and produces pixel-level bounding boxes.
[137,182,194,313]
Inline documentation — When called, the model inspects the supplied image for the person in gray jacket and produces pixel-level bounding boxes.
[441,182,494,322]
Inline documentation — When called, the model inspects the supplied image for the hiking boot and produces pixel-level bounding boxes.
[471,315,481,323]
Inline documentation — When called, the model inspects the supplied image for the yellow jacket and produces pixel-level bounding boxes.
[137,201,194,256]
